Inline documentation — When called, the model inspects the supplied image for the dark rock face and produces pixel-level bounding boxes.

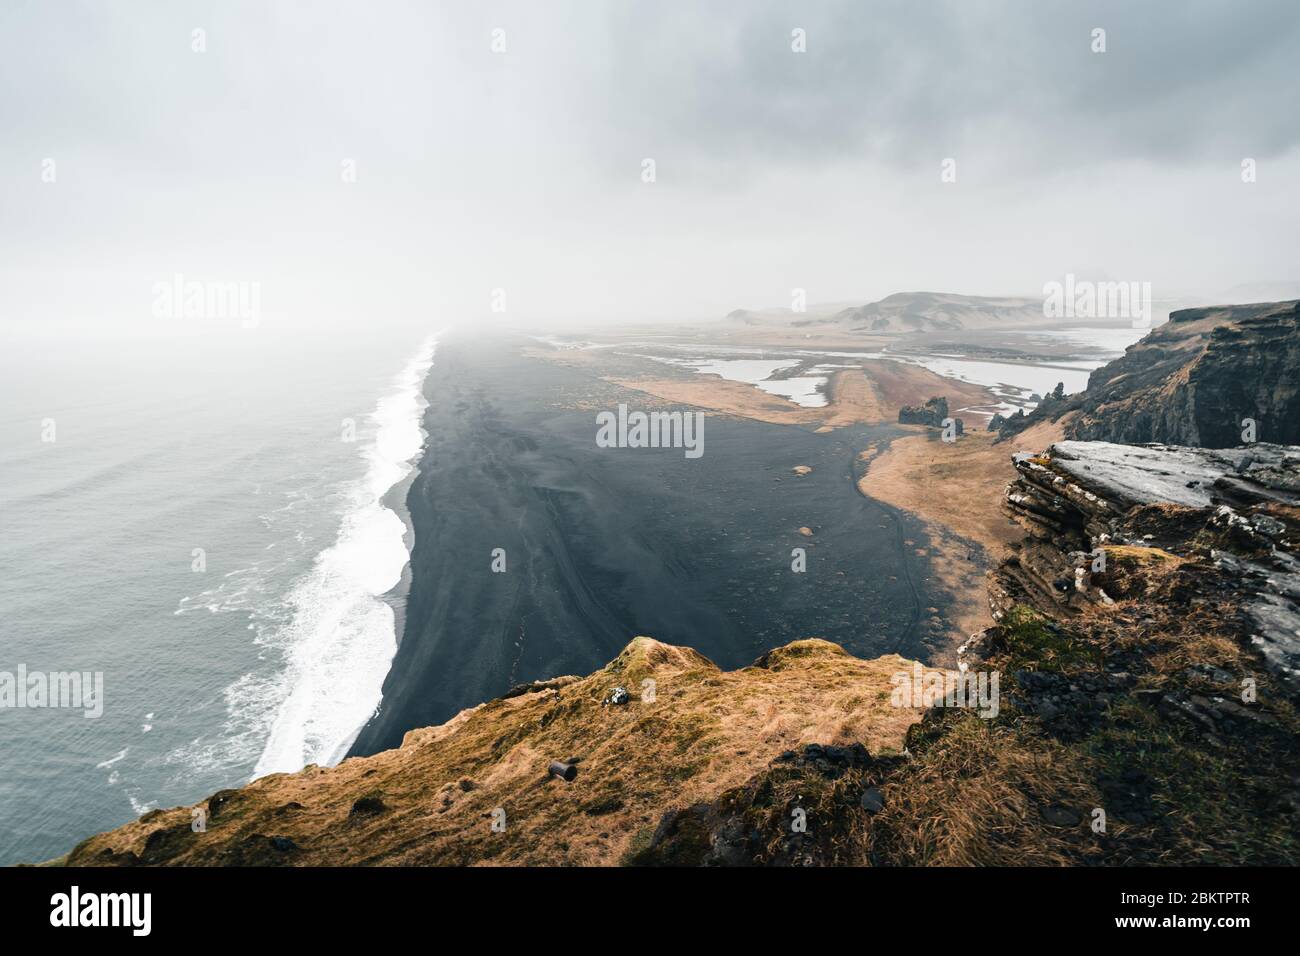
[348,793,388,818]
[627,743,901,867]
[991,385,1065,435]
[1067,300,1300,448]
[830,291,1042,334]
[991,300,1300,448]
[898,395,962,434]
[899,395,947,426]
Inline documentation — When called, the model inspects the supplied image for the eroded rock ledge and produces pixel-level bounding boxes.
[998,440,1300,692]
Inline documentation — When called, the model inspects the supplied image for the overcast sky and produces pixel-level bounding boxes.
[2,0,1298,333]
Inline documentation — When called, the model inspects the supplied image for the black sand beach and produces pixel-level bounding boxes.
[349,331,950,756]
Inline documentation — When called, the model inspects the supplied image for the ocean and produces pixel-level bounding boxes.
[0,321,437,866]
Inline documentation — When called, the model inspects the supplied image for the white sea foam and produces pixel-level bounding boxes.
[127,793,157,816]
[96,748,129,770]
[248,335,439,777]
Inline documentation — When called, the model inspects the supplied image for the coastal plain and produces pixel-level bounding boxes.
[350,330,981,755]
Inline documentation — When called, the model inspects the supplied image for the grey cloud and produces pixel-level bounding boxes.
[581,0,1300,179]
[0,0,1297,325]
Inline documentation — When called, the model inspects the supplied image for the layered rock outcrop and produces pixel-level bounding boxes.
[898,395,963,433]
[998,440,1300,692]
[1004,300,1300,447]
[1072,301,1300,447]
[1066,300,1300,447]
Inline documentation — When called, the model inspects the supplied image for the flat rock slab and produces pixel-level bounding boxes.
[1048,441,1296,509]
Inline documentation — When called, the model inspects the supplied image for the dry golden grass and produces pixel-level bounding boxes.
[855,420,1070,656]
[861,419,1070,559]
[869,713,1100,866]
[60,638,951,867]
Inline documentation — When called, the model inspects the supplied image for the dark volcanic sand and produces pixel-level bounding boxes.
[349,331,948,756]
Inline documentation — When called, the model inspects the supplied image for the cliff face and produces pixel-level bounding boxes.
[897,395,962,432]
[1066,300,1300,447]
[56,640,944,867]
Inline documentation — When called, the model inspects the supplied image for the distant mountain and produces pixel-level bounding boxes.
[829,291,1045,333]
[725,292,1047,333]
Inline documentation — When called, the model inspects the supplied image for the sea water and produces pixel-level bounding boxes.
[0,320,437,865]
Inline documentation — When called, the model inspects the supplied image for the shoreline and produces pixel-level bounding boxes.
[342,335,441,760]
[374,334,445,687]
[255,335,439,775]
[348,333,961,756]
[855,418,1072,652]
[350,329,1095,754]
